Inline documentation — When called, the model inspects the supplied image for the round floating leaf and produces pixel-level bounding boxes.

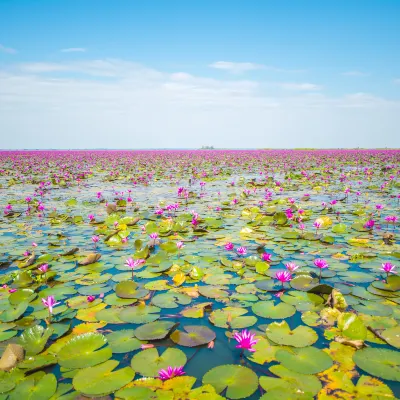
[265,321,318,347]
[58,332,112,369]
[19,325,53,355]
[382,326,400,349]
[337,312,367,340]
[119,304,160,324]
[353,301,393,317]
[8,289,37,305]
[8,373,57,400]
[252,301,296,319]
[372,275,400,292]
[202,364,258,399]
[106,330,145,353]
[73,360,135,396]
[209,307,257,329]
[260,365,322,396]
[0,302,29,323]
[199,286,229,299]
[290,275,318,291]
[115,281,149,299]
[134,321,176,341]
[18,354,57,371]
[170,325,215,347]
[152,292,191,309]
[275,347,333,374]
[130,347,186,377]
[353,348,400,381]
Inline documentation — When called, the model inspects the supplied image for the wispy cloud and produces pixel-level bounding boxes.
[279,82,322,91]
[209,61,265,74]
[393,78,400,85]
[1,58,399,149]
[0,44,17,54]
[342,71,370,77]
[209,61,305,74]
[60,48,86,53]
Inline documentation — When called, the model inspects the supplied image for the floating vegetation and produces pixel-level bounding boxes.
[0,149,399,399]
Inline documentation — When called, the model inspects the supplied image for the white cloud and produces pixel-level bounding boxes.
[279,82,322,91]
[60,48,86,53]
[342,71,370,77]
[209,61,265,74]
[0,44,17,54]
[0,59,399,149]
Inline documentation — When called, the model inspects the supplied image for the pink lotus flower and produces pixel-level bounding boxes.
[158,366,185,381]
[381,262,396,277]
[275,270,292,286]
[87,295,96,303]
[236,246,247,256]
[261,253,272,262]
[155,208,164,215]
[313,221,322,233]
[92,236,100,247]
[314,259,329,269]
[149,233,158,240]
[208,340,215,349]
[364,220,375,230]
[42,295,60,315]
[285,262,299,272]
[38,264,49,273]
[125,258,145,279]
[225,242,234,251]
[88,214,95,221]
[314,258,328,280]
[32,242,38,247]
[234,329,258,352]
[8,288,17,293]
[176,241,184,250]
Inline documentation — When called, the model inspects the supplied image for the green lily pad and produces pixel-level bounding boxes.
[130,347,186,377]
[202,364,259,399]
[73,360,135,396]
[119,305,161,324]
[275,347,333,374]
[265,321,318,347]
[8,373,57,400]
[106,330,145,353]
[381,326,400,349]
[170,325,216,347]
[134,321,176,341]
[115,281,149,299]
[252,301,296,319]
[353,348,400,381]
[58,332,112,369]
[19,325,53,355]
[152,292,191,309]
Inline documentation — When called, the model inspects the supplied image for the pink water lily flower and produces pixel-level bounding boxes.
[261,253,272,262]
[41,295,60,315]
[275,270,292,287]
[87,295,96,303]
[158,366,185,381]
[236,246,247,256]
[234,329,258,353]
[225,242,234,251]
[285,262,299,273]
[176,241,184,250]
[314,258,329,280]
[381,262,396,278]
[38,264,49,273]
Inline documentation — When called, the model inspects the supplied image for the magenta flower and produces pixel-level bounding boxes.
[236,246,247,256]
[314,258,329,280]
[87,295,96,303]
[381,262,396,278]
[41,295,60,316]
[158,366,185,381]
[92,235,100,247]
[285,262,299,273]
[225,242,234,251]
[38,264,49,273]
[313,220,322,233]
[261,253,272,262]
[155,208,164,215]
[88,214,95,222]
[149,233,159,240]
[234,329,258,353]
[176,241,184,250]
[364,220,375,230]
[275,270,292,287]
[125,258,145,279]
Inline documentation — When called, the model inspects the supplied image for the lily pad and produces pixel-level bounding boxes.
[134,321,176,341]
[202,364,259,399]
[265,321,318,347]
[170,325,215,347]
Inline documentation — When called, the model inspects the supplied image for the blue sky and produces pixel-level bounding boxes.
[1,0,399,148]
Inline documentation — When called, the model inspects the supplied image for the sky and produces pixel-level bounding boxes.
[0,0,399,149]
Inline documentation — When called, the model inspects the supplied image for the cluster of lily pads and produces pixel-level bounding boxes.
[0,149,399,399]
